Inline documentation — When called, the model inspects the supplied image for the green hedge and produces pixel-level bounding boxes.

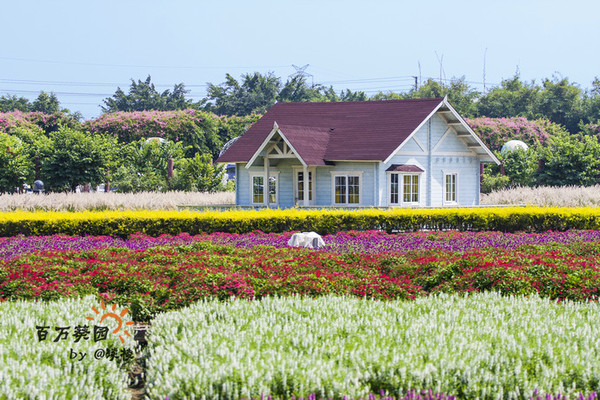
[2,207,600,237]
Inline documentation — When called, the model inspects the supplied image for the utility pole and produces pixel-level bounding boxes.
[289,64,314,86]
[483,48,488,94]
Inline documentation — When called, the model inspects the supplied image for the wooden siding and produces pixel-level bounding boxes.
[379,113,481,207]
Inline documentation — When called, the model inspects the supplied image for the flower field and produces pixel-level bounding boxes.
[2,230,600,321]
[145,293,600,400]
[2,229,600,399]
[0,296,132,399]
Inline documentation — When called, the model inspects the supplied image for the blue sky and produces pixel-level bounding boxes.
[2,0,599,120]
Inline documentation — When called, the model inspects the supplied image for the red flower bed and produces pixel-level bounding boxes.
[2,240,600,320]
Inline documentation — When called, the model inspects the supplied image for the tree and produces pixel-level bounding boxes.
[204,72,281,116]
[172,153,225,192]
[535,132,600,186]
[277,76,368,103]
[532,76,583,134]
[0,94,31,112]
[111,138,186,192]
[476,75,538,118]
[500,147,537,187]
[40,127,115,192]
[101,76,193,113]
[0,133,33,192]
[32,91,60,114]
[578,77,600,127]
[278,76,325,103]
[371,77,479,116]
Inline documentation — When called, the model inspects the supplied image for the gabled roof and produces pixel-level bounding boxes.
[386,164,425,172]
[216,98,499,165]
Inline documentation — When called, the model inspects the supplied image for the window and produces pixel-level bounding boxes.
[251,172,278,205]
[334,176,347,203]
[445,173,458,204]
[332,173,361,205]
[297,171,313,201]
[390,174,399,204]
[389,173,421,205]
[348,176,360,204]
[252,176,264,203]
[269,176,277,203]
[403,175,419,203]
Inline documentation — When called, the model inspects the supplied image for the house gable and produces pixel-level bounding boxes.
[397,137,426,153]
[386,97,499,164]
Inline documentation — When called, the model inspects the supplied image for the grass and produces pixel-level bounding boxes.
[3,185,600,212]
[481,185,600,207]
[0,191,235,212]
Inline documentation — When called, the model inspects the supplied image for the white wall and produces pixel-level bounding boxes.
[379,113,481,207]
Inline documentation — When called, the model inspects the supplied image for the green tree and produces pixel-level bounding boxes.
[278,76,325,103]
[277,76,367,103]
[204,72,281,116]
[32,91,60,114]
[0,94,31,112]
[112,138,186,192]
[0,133,33,192]
[532,76,583,134]
[172,153,225,192]
[477,75,538,118]
[371,77,479,116]
[579,77,600,127]
[535,132,600,186]
[102,76,192,113]
[41,127,115,192]
[500,147,537,187]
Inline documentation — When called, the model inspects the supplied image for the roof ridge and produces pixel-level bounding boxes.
[274,97,444,107]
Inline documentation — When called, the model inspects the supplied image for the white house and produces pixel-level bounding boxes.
[216,97,500,208]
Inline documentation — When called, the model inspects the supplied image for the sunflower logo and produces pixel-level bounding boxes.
[86,300,135,343]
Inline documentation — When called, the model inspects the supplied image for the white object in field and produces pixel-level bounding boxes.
[288,232,325,249]
[500,140,529,154]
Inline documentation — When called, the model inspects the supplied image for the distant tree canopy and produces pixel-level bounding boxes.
[0,91,69,115]
[101,76,194,113]
[93,72,600,137]
[3,69,600,192]
[202,73,367,116]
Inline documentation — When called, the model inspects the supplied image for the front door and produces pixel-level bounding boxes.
[295,169,316,206]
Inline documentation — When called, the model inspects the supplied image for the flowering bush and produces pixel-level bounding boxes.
[466,117,567,151]
[83,109,259,158]
[0,110,79,135]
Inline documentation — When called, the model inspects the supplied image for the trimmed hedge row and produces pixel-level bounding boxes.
[2,207,600,237]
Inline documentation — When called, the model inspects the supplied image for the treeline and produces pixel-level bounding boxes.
[1,72,600,193]
[0,109,257,193]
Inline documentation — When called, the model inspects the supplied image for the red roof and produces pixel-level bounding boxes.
[386,164,425,172]
[216,98,444,164]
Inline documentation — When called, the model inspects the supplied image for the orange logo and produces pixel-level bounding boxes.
[86,300,134,343]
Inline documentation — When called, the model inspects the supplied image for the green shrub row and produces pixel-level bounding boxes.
[2,207,600,237]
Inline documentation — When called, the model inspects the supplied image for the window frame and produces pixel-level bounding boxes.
[387,171,423,207]
[292,166,317,206]
[443,171,459,205]
[249,171,280,206]
[330,171,363,206]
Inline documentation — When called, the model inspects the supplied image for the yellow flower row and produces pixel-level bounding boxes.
[1,206,599,237]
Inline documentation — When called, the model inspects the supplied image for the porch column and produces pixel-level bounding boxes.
[303,164,309,207]
[264,155,270,208]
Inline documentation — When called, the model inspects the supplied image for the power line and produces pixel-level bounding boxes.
[0,56,289,70]
[0,78,209,88]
